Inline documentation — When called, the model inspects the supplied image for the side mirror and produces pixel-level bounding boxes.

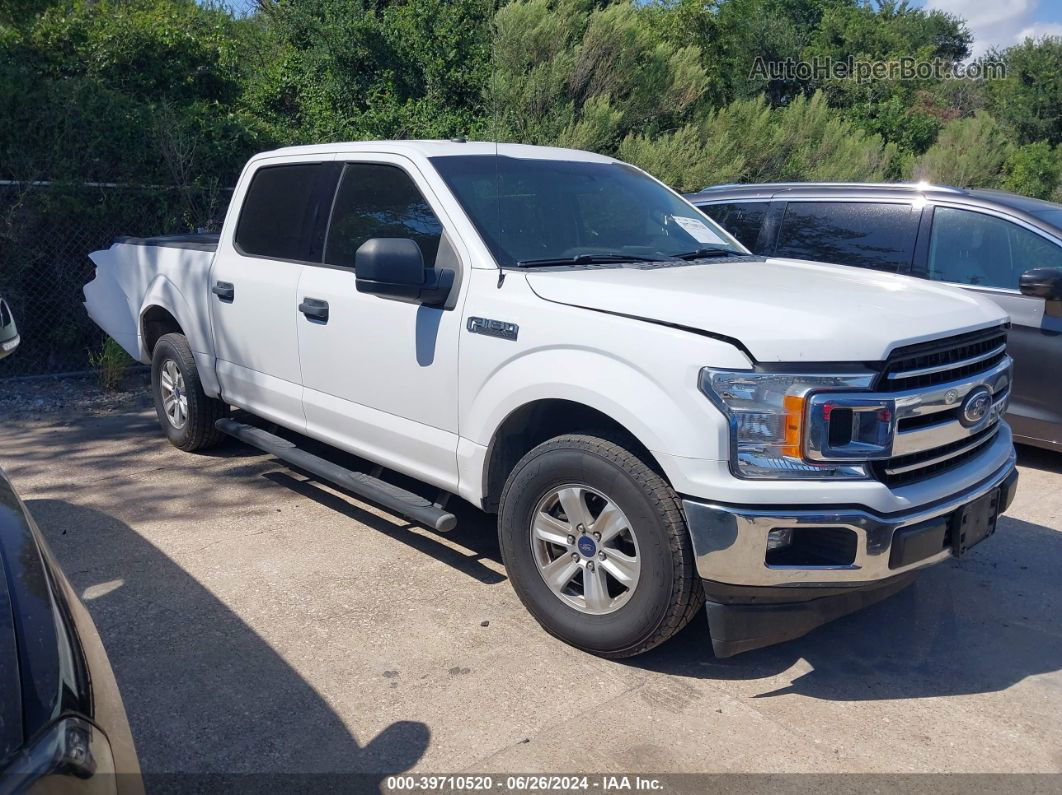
[1019,267,1062,300]
[354,238,454,307]
[0,296,19,361]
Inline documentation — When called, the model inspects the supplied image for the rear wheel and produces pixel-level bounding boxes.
[498,433,703,658]
[150,333,228,452]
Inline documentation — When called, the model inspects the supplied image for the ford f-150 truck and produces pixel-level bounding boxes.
[83,141,1019,658]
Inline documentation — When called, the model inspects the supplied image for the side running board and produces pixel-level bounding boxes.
[215,418,457,533]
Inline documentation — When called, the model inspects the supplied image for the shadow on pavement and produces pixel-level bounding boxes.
[633,514,1062,701]
[26,498,430,784]
[1016,443,1062,474]
[263,470,504,585]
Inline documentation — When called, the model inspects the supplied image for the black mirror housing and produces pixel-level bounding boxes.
[354,238,454,306]
[1019,267,1062,301]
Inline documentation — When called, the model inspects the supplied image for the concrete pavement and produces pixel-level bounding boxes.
[1,400,1060,778]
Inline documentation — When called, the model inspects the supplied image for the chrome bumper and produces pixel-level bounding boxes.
[683,452,1018,588]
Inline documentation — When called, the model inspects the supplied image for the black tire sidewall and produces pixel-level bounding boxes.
[499,443,679,655]
[150,335,200,449]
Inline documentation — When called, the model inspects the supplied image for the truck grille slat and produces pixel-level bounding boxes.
[879,326,1008,393]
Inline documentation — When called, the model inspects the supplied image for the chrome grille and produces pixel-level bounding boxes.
[879,326,1008,392]
[806,327,1012,487]
[870,326,1011,485]
[872,423,1001,487]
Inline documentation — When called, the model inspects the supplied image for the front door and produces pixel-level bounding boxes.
[210,156,338,430]
[295,157,466,491]
[917,205,1062,447]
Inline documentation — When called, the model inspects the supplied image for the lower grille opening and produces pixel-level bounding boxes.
[765,527,858,567]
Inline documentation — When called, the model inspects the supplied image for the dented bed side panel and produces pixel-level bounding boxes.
[83,242,220,396]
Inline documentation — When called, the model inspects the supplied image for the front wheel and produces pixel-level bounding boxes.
[150,333,228,452]
[498,434,703,658]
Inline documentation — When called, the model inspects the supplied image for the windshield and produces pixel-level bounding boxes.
[429,155,746,266]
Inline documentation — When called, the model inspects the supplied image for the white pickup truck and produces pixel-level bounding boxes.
[84,141,1018,657]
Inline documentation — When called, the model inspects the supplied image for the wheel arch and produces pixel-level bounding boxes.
[138,275,221,397]
[480,398,670,513]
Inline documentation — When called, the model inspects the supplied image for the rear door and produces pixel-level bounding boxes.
[294,156,466,491]
[210,155,339,429]
[771,200,922,273]
[914,204,1062,447]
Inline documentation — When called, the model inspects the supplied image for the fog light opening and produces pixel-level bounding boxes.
[765,527,859,567]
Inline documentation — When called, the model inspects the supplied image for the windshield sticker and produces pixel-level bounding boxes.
[672,216,726,245]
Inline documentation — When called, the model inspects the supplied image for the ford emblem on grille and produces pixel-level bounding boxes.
[959,386,993,428]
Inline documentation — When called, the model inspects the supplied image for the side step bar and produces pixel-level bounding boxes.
[215,418,457,532]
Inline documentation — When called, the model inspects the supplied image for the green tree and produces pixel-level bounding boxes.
[1003,142,1062,200]
[489,0,707,151]
[619,91,894,192]
[242,0,493,143]
[984,36,1062,147]
[912,111,1013,188]
[0,0,259,189]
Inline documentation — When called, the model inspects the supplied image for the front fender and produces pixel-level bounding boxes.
[463,345,731,464]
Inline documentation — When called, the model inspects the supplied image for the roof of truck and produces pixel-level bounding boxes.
[250,140,619,164]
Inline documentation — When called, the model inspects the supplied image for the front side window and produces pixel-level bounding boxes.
[429,155,745,266]
[774,201,918,272]
[921,206,1062,289]
[235,163,332,261]
[700,202,769,252]
[325,163,444,269]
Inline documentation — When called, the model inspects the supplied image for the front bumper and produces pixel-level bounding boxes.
[683,453,1018,656]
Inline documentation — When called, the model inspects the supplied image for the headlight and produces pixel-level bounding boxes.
[699,368,883,479]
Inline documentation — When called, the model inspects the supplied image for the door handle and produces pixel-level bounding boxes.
[299,297,329,322]
[212,281,235,302]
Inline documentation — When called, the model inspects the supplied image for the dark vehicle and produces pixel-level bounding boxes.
[0,467,141,791]
[687,183,1062,452]
[0,294,17,360]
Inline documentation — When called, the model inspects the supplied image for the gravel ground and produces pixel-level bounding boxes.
[0,370,151,420]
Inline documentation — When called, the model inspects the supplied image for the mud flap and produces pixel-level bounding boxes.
[706,573,916,658]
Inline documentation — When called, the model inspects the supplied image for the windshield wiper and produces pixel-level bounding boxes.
[515,253,673,268]
[671,247,741,261]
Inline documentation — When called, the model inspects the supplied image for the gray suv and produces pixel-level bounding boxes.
[686,183,1062,452]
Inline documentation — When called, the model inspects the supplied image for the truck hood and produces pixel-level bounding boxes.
[524,257,1009,363]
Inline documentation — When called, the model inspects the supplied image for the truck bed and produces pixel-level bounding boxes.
[83,236,217,364]
[113,233,219,252]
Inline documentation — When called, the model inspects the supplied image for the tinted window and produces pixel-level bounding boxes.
[775,202,918,272]
[430,155,745,267]
[235,163,331,261]
[920,207,1062,289]
[325,164,443,269]
[701,202,768,251]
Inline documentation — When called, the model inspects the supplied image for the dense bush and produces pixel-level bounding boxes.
[0,0,1060,198]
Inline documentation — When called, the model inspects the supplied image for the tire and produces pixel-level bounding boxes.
[498,433,703,658]
[150,333,228,452]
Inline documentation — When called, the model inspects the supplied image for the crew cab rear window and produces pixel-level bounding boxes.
[325,163,443,269]
[700,202,768,251]
[235,163,335,261]
[774,201,918,272]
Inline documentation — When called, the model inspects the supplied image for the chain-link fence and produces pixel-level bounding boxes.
[0,181,231,378]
